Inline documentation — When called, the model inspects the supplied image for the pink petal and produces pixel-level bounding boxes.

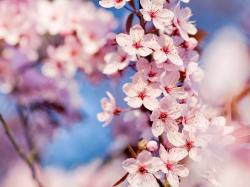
[167,172,179,187]
[159,144,169,162]
[130,24,144,42]
[169,148,188,162]
[152,121,165,137]
[116,33,132,47]
[122,158,138,174]
[125,97,143,108]
[143,97,159,111]
[173,164,189,177]
[167,132,185,147]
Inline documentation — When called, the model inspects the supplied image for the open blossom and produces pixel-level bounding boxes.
[150,96,182,137]
[97,92,121,126]
[116,25,154,57]
[160,71,188,99]
[123,76,161,111]
[136,58,164,82]
[172,5,197,40]
[186,62,204,83]
[103,47,132,75]
[139,0,174,30]
[159,145,189,187]
[122,150,162,187]
[99,0,130,9]
[152,34,183,65]
[41,46,77,78]
[167,131,206,161]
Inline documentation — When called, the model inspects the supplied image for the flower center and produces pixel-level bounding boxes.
[159,112,168,121]
[138,166,147,174]
[162,47,170,54]
[164,86,172,93]
[133,42,142,49]
[166,163,173,171]
[115,0,123,3]
[148,70,156,78]
[149,11,157,19]
[120,55,127,63]
[185,141,194,151]
[113,108,121,115]
[138,90,147,100]
[70,49,78,57]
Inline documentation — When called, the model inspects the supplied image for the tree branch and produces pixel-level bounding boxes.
[0,114,44,187]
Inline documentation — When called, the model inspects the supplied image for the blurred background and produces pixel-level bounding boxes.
[0,0,250,187]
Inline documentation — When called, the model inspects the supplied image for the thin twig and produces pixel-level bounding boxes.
[127,144,137,158]
[113,172,129,186]
[17,105,34,152]
[0,114,44,187]
[124,5,134,13]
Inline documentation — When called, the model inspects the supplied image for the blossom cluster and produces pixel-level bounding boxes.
[0,0,117,176]
[0,0,117,126]
[0,0,117,81]
[97,0,234,186]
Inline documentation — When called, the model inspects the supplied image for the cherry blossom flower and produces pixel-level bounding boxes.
[99,0,130,9]
[172,5,197,40]
[150,96,182,137]
[123,76,162,111]
[139,0,174,30]
[186,62,204,83]
[122,150,162,187]
[97,91,121,126]
[159,145,189,187]
[103,47,132,75]
[116,25,154,57]
[167,131,207,161]
[36,0,68,35]
[136,58,164,82]
[41,46,77,78]
[151,34,183,65]
[160,71,188,99]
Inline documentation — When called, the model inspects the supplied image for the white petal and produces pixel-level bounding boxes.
[125,97,143,108]
[137,150,152,163]
[153,50,167,63]
[130,25,145,42]
[159,144,169,162]
[103,63,119,74]
[167,172,179,187]
[122,158,138,174]
[173,164,189,177]
[143,97,159,111]
[169,148,188,162]
[140,0,152,10]
[168,53,183,66]
[99,0,115,8]
[189,147,202,162]
[167,132,185,147]
[152,121,165,137]
[116,33,132,47]
[138,47,153,57]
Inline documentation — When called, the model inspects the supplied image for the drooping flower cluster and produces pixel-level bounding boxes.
[97,0,233,186]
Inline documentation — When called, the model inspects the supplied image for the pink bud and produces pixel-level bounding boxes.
[146,141,158,152]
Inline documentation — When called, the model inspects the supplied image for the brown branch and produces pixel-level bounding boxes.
[113,172,129,186]
[127,144,137,158]
[0,114,44,187]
